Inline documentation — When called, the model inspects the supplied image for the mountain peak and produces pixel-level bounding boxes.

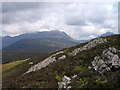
[101,32,115,37]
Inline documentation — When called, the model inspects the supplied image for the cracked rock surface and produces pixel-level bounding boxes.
[91,47,120,74]
[58,75,78,89]
[70,38,107,56]
[24,51,64,74]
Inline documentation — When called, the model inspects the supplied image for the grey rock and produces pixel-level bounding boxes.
[71,74,78,81]
[91,47,120,74]
[29,62,33,65]
[66,86,72,90]
[88,66,92,70]
[59,55,66,60]
[26,58,30,60]
[24,51,64,74]
[70,38,107,56]
[109,47,117,54]
[58,74,78,89]
[111,55,120,69]
[58,75,71,89]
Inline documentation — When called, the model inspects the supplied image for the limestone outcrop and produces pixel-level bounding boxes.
[70,38,107,56]
[58,74,78,89]
[24,51,65,74]
[91,47,120,74]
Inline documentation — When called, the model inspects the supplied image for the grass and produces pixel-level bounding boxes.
[75,66,87,70]
[2,34,120,88]
[56,75,62,82]
[95,77,107,85]
[2,60,27,72]
[79,78,88,88]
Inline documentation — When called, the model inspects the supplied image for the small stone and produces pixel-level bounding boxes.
[66,86,72,90]
[88,66,92,70]
[71,74,78,81]
[59,55,66,60]
[29,62,33,65]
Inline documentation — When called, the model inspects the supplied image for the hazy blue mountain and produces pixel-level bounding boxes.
[2,30,79,48]
[78,32,115,42]
[100,32,115,37]
[79,40,89,42]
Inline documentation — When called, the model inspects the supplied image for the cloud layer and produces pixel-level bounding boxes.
[2,2,118,40]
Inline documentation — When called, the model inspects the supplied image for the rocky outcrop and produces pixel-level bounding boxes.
[58,75,77,89]
[58,76,71,89]
[24,51,65,74]
[91,47,120,74]
[58,55,66,60]
[29,62,33,65]
[70,38,107,56]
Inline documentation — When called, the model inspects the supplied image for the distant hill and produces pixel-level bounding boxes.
[2,30,80,63]
[100,32,115,37]
[2,30,79,48]
[78,32,115,42]
[3,37,80,53]
[79,40,89,42]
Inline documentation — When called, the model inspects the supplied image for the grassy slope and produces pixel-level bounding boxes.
[2,51,45,64]
[2,35,120,88]
[2,60,27,72]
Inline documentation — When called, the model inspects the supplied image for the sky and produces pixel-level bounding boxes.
[1,1,118,40]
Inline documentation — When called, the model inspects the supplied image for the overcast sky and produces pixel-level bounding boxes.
[2,1,118,40]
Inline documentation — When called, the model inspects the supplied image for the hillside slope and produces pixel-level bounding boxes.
[3,37,79,52]
[2,31,80,63]
[2,34,120,88]
[2,30,79,48]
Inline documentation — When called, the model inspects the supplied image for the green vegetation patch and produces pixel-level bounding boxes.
[95,77,107,85]
[75,66,87,70]
[79,77,88,88]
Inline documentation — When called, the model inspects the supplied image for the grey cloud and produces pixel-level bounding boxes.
[2,2,52,24]
[2,2,41,13]
[65,16,88,26]
[2,2,117,40]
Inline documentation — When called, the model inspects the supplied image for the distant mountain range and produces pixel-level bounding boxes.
[2,31,116,50]
[100,32,115,37]
[2,31,116,63]
[2,30,80,52]
[79,32,115,42]
[2,30,79,49]
[2,30,81,63]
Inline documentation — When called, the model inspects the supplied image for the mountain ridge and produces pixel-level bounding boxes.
[2,30,79,48]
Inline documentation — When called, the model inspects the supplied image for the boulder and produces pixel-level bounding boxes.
[91,47,120,74]
[70,38,107,56]
[58,75,71,89]
[29,62,33,65]
[66,86,72,90]
[58,74,77,89]
[59,55,66,60]
[24,51,64,74]
[71,74,78,81]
